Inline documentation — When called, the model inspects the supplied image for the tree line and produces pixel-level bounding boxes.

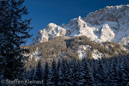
[24,55,129,86]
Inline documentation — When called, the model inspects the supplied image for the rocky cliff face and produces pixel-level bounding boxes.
[31,5,129,46]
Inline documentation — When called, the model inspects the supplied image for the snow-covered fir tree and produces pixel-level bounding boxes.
[34,60,43,81]
[43,61,49,86]
[47,60,57,86]
[69,59,80,86]
[108,58,119,86]
[58,59,70,86]
[95,59,106,86]
[120,60,129,85]
[78,58,95,86]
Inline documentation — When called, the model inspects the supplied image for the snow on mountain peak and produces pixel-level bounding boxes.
[31,5,129,46]
[106,4,129,9]
[78,16,82,20]
[47,23,57,27]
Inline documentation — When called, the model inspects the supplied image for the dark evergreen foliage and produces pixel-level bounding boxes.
[0,0,32,81]
[24,55,129,86]
[43,61,49,86]
[79,58,95,86]
[69,60,80,86]
[34,60,43,81]
[58,59,70,86]
[47,60,57,86]
[28,55,129,85]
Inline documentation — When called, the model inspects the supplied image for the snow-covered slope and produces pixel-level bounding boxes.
[31,23,67,45]
[31,5,129,46]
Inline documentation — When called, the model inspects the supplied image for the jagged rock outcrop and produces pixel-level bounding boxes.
[31,5,129,46]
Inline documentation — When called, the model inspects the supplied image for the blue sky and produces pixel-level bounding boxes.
[23,0,129,45]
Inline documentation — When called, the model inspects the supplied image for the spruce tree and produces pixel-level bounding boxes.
[56,59,60,85]
[109,59,119,86]
[43,61,49,86]
[0,0,32,80]
[120,61,129,85]
[95,59,105,86]
[58,59,70,86]
[69,59,80,86]
[34,60,43,81]
[79,58,95,86]
[29,68,35,80]
[47,60,57,86]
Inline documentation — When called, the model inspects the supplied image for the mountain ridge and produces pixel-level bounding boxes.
[31,5,129,46]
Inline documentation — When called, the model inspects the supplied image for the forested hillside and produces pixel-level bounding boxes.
[22,36,129,71]
[24,54,129,86]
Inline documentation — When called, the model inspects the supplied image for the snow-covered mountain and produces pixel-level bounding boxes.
[31,5,129,46]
